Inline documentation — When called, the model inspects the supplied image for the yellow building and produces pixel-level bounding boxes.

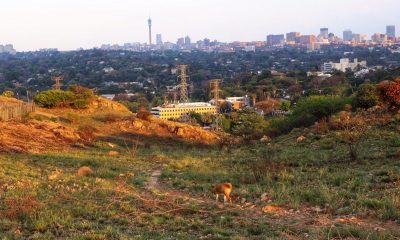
[151,102,217,120]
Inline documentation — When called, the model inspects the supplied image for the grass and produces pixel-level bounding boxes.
[0,114,400,239]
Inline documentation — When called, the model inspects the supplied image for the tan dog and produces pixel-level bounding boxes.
[212,183,233,204]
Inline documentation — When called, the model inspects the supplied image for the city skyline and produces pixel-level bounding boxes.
[0,0,399,51]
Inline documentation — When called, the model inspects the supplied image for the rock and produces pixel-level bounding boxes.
[241,198,246,204]
[77,166,94,177]
[108,151,119,156]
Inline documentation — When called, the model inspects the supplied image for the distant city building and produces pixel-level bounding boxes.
[371,33,388,43]
[320,28,329,38]
[156,34,163,45]
[323,58,367,73]
[343,29,353,42]
[286,32,300,43]
[184,36,191,46]
[386,25,396,39]
[266,34,285,46]
[203,38,211,46]
[244,45,256,52]
[177,38,185,46]
[352,34,367,44]
[0,44,17,54]
[299,35,316,50]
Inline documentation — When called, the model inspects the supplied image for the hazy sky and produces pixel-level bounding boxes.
[1,0,398,51]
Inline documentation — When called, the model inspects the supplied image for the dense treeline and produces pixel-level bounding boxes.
[0,46,399,103]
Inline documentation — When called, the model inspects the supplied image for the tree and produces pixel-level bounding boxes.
[331,111,369,162]
[355,83,379,109]
[280,100,291,111]
[230,109,267,140]
[377,78,400,110]
[1,91,14,98]
[255,99,280,115]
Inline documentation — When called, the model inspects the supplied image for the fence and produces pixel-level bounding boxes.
[0,102,35,121]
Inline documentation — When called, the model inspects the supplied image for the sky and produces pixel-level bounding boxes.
[1,0,399,51]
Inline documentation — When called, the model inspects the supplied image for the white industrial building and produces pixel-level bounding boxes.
[323,58,367,73]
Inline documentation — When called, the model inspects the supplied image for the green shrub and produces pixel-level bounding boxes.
[34,86,94,109]
[72,99,89,109]
[269,95,351,135]
[34,90,74,108]
[1,91,14,98]
[355,83,379,109]
[280,100,291,111]
[230,108,267,140]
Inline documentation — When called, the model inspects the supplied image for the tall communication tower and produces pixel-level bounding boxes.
[52,76,63,91]
[177,65,189,103]
[210,79,223,131]
[148,17,152,45]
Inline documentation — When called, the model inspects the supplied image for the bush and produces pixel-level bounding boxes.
[377,78,400,110]
[72,99,89,109]
[355,83,379,109]
[230,108,267,140]
[34,86,94,109]
[1,91,14,98]
[34,90,74,108]
[280,100,291,111]
[269,95,351,135]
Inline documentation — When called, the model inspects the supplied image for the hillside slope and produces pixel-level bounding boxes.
[0,97,225,153]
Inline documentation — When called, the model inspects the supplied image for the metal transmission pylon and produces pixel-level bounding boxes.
[177,65,189,103]
[210,79,223,131]
[52,76,64,91]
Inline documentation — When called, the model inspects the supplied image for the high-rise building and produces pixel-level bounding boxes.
[371,33,388,43]
[203,38,211,46]
[286,32,300,43]
[148,17,152,45]
[266,34,285,46]
[184,36,191,45]
[352,34,367,43]
[177,38,185,46]
[299,35,316,50]
[387,25,396,39]
[320,28,329,38]
[343,29,353,42]
[156,34,163,45]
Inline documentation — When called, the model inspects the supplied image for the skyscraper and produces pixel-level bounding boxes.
[184,36,191,45]
[387,25,396,39]
[156,34,163,45]
[148,17,152,45]
[320,28,329,38]
[343,29,353,42]
[286,32,300,43]
[266,34,285,46]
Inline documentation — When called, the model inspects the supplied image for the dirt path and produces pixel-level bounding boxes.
[144,169,400,235]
